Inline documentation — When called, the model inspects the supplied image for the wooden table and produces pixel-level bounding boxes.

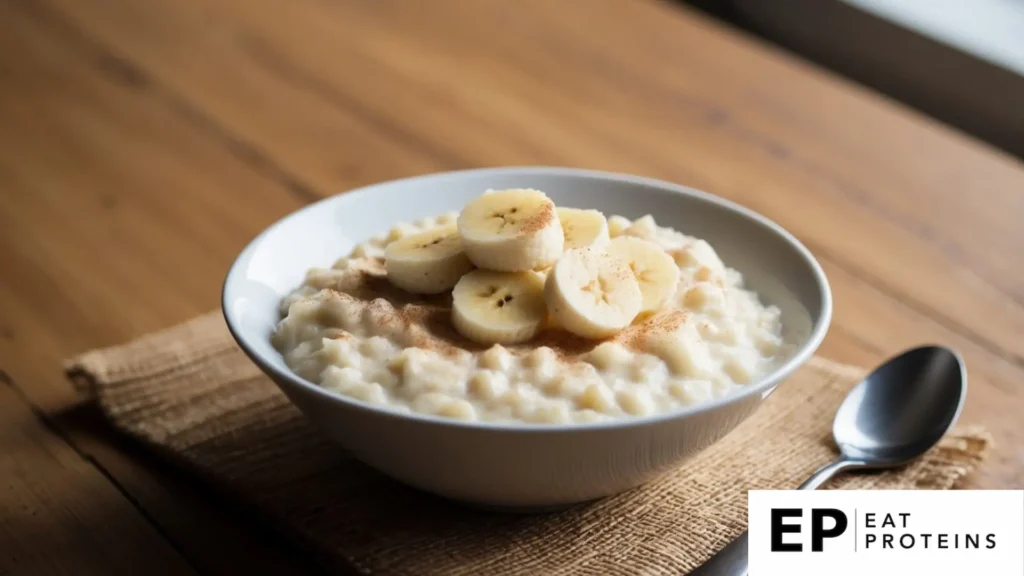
[1,0,1021,573]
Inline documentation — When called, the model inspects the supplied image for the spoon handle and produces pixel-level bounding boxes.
[688,458,862,576]
[796,458,862,490]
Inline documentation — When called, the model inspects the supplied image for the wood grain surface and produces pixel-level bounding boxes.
[0,0,1021,573]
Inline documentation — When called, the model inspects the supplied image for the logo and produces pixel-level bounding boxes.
[749,490,1023,575]
[770,507,848,552]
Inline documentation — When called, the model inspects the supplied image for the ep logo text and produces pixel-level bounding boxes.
[770,508,847,552]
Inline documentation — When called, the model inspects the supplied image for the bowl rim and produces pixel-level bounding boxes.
[223,166,832,432]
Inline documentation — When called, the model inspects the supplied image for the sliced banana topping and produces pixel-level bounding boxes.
[457,189,564,272]
[386,195,684,343]
[557,207,610,251]
[452,270,547,345]
[607,215,632,238]
[544,248,642,339]
[384,225,473,294]
[606,236,681,313]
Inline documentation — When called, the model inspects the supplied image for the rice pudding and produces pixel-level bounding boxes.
[271,190,785,424]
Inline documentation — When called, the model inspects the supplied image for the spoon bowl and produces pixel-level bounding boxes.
[833,345,967,466]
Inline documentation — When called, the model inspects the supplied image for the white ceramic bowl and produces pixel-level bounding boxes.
[223,167,831,509]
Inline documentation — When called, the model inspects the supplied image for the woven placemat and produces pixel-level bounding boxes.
[66,312,989,575]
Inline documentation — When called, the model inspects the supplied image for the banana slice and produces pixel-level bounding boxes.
[457,189,563,271]
[385,224,474,294]
[557,207,610,250]
[607,215,632,238]
[606,236,680,313]
[544,248,642,339]
[452,270,547,345]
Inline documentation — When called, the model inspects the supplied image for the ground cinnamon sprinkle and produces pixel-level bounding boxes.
[606,258,635,283]
[326,263,451,308]
[521,329,595,359]
[364,257,386,273]
[399,304,484,357]
[616,309,690,352]
[520,202,554,235]
[308,256,689,363]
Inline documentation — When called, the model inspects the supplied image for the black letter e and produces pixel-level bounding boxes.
[771,509,802,552]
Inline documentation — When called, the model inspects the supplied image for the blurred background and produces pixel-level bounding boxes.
[684,0,1024,158]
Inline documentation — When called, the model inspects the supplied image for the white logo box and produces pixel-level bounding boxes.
[748,490,1024,576]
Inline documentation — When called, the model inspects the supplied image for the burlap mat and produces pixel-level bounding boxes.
[66,312,989,575]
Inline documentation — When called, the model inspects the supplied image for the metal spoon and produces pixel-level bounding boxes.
[689,345,967,576]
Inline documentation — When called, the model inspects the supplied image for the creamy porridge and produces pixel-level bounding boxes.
[271,190,785,424]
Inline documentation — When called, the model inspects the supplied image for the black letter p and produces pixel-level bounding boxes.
[811,509,848,552]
